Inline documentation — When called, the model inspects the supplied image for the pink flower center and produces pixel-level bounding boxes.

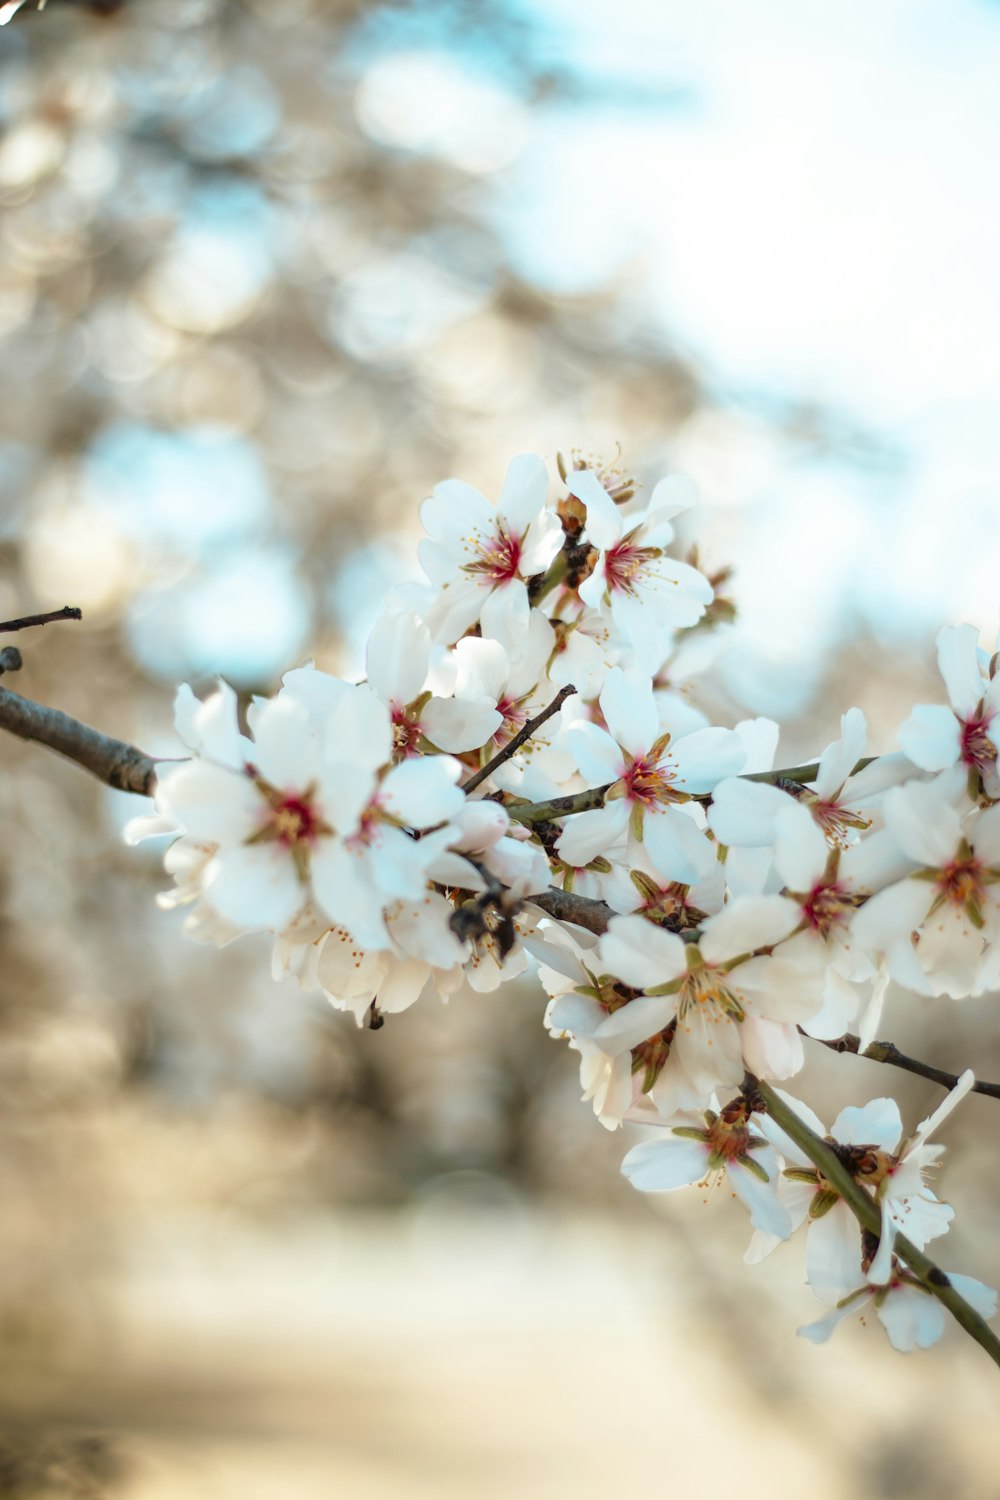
[463,524,522,583]
[802,881,850,936]
[810,798,871,848]
[496,695,528,744]
[391,706,423,757]
[603,537,660,598]
[938,855,984,908]
[623,753,677,807]
[271,794,320,846]
[960,711,997,777]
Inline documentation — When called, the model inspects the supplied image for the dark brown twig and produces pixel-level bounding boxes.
[0,605,82,633]
[0,686,159,795]
[462,683,577,795]
[811,1030,1000,1101]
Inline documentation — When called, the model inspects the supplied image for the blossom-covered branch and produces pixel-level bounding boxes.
[6,444,1000,1366]
[753,1078,1000,1368]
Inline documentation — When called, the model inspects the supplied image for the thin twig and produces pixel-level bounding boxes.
[0,605,82,633]
[811,1030,1000,1101]
[752,1076,1000,1370]
[0,686,159,795]
[462,683,577,795]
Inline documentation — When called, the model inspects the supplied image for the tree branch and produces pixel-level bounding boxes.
[507,782,614,826]
[811,1031,1000,1101]
[527,887,615,934]
[510,755,881,824]
[0,686,159,795]
[462,683,577,795]
[752,1076,1000,1369]
[0,605,82,633]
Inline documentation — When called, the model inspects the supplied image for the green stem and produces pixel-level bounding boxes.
[753,1077,1000,1370]
[527,550,569,608]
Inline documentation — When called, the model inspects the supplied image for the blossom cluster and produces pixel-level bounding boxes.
[129,449,999,1354]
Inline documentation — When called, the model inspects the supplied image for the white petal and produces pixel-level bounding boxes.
[497,452,548,533]
[734,716,780,775]
[598,913,687,989]
[700,895,801,963]
[325,684,392,772]
[366,609,430,706]
[452,634,510,703]
[621,1135,709,1191]
[946,1273,998,1321]
[565,719,626,784]
[739,1016,804,1079]
[897,704,962,772]
[813,706,867,800]
[912,1068,975,1147]
[883,776,963,866]
[420,479,493,547]
[380,755,463,827]
[252,696,321,790]
[937,623,985,718]
[707,778,789,847]
[593,995,674,1054]
[156,761,262,843]
[377,957,432,1014]
[729,1150,793,1237]
[601,667,657,756]
[568,468,622,550]
[421,695,504,753]
[480,577,529,642]
[832,1097,902,1152]
[643,803,717,885]
[425,575,490,643]
[204,843,305,930]
[806,1200,864,1303]
[876,1285,944,1351]
[797,1298,866,1345]
[850,879,930,956]
[670,727,747,794]
[310,840,388,950]
[773,801,828,892]
[648,473,698,520]
[557,801,630,868]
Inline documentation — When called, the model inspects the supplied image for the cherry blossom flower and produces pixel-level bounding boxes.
[799,1270,996,1353]
[557,667,746,881]
[593,897,819,1116]
[568,467,714,672]
[898,623,1000,796]
[419,453,563,643]
[365,606,502,756]
[851,767,1000,998]
[751,1089,962,1299]
[621,1097,793,1236]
